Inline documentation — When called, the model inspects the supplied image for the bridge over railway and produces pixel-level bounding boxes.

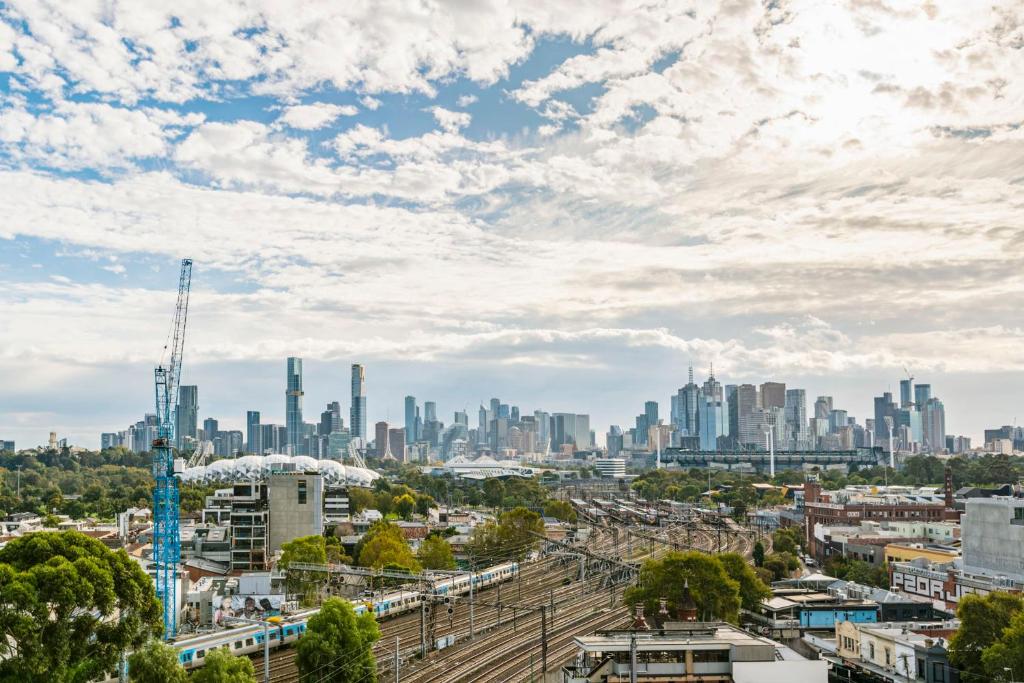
[663,446,886,472]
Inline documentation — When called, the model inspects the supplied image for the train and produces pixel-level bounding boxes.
[159,561,519,673]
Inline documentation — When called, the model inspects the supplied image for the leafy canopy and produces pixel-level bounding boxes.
[128,639,187,683]
[356,521,420,572]
[418,535,456,570]
[624,551,742,624]
[0,530,162,683]
[191,648,257,683]
[949,592,1024,677]
[296,598,380,683]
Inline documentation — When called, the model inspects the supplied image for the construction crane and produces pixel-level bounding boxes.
[152,258,192,639]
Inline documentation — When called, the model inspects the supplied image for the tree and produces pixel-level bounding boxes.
[624,551,741,624]
[356,521,420,572]
[981,609,1024,679]
[393,494,416,520]
[0,531,162,682]
[718,553,771,613]
[482,478,505,508]
[191,648,256,683]
[950,592,1024,677]
[763,552,798,581]
[467,507,544,564]
[348,487,376,514]
[543,499,577,523]
[418,535,456,570]
[752,540,765,567]
[325,535,352,565]
[296,598,380,683]
[772,527,800,555]
[280,535,329,606]
[127,639,187,683]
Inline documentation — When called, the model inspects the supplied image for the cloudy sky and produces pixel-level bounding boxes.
[1,0,1022,448]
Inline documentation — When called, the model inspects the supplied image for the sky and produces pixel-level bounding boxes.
[1,0,1022,449]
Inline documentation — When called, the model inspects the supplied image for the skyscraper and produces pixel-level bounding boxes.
[701,367,723,403]
[644,401,659,429]
[203,417,219,441]
[914,384,932,409]
[814,396,833,420]
[175,385,199,450]
[286,357,304,455]
[246,410,261,454]
[320,402,342,436]
[760,382,786,411]
[425,401,437,423]
[350,363,366,442]
[922,397,946,453]
[899,379,913,409]
[404,396,417,444]
[676,364,701,436]
[375,421,391,458]
[784,389,807,450]
[735,384,759,447]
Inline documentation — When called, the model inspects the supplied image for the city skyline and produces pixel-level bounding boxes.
[40,355,993,451]
[1,3,1022,448]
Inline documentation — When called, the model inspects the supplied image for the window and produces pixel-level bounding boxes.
[298,481,307,505]
[1014,507,1024,521]
[234,641,242,649]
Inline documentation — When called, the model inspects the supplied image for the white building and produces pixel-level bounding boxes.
[962,496,1024,582]
[593,457,627,479]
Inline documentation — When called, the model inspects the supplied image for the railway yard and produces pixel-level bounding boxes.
[249,496,762,682]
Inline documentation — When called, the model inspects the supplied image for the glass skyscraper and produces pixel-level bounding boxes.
[286,357,304,454]
[175,385,199,450]
[350,363,366,442]
[404,396,417,444]
[246,410,261,455]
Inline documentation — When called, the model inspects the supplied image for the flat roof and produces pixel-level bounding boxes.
[575,625,778,653]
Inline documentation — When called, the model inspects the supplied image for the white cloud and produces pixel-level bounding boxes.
[359,96,382,110]
[456,94,478,107]
[277,102,359,130]
[428,106,471,133]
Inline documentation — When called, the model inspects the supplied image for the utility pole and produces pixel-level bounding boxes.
[469,570,475,640]
[629,631,638,683]
[540,605,549,675]
[419,599,426,657]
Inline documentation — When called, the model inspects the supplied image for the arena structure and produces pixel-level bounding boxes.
[179,454,381,488]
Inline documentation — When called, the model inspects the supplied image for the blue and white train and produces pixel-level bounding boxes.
[155,561,519,673]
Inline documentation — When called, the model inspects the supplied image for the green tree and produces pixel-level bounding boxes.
[127,639,187,683]
[325,535,352,565]
[543,499,577,523]
[950,592,1024,677]
[0,530,162,682]
[718,553,771,612]
[467,507,545,564]
[393,494,416,520]
[418,535,456,570]
[482,478,505,508]
[191,648,256,683]
[348,487,376,514]
[296,598,380,683]
[845,560,888,588]
[752,540,765,567]
[763,552,799,581]
[981,609,1024,679]
[771,527,800,555]
[356,521,420,572]
[625,551,741,624]
[280,535,329,605]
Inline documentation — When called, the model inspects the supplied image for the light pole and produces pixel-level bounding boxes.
[224,615,273,683]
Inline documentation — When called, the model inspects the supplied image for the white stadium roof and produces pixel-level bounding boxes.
[179,455,380,488]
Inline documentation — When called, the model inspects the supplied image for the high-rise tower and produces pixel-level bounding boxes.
[351,363,366,441]
[286,357,304,454]
[175,385,198,450]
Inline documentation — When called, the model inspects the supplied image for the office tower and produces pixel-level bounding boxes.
[203,417,219,441]
[873,392,899,441]
[478,405,491,445]
[784,389,807,450]
[702,367,723,403]
[319,402,342,436]
[698,400,727,451]
[606,426,623,457]
[388,428,406,462]
[828,409,848,434]
[511,406,520,422]
[576,415,592,448]
[552,413,583,450]
[735,384,759,447]
[246,410,262,455]
[760,382,786,411]
[100,433,118,450]
[914,384,931,409]
[676,364,701,436]
[534,410,550,452]
[489,398,501,418]
[425,401,437,423]
[404,396,417,444]
[635,413,649,446]
[350,364,366,442]
[286,357,304,454]
[922,397,946,453]
[814,396,833,420]
[453,410,468,426]
[375,421,391,458]
[899,379,913,409]
[175,385,199,450]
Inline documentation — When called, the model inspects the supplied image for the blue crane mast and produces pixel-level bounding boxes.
[152,258,192,638]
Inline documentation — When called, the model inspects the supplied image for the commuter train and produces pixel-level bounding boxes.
[163,561,519,673]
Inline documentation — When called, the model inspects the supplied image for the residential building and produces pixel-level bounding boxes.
[176,385,199,450]
[267,471,323,554]
[285,357,304,455]
[388,428,406,463]
[246,410,262,454]
[760,381,786,410]
[350,363,366,442]
[593,458,626,478]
